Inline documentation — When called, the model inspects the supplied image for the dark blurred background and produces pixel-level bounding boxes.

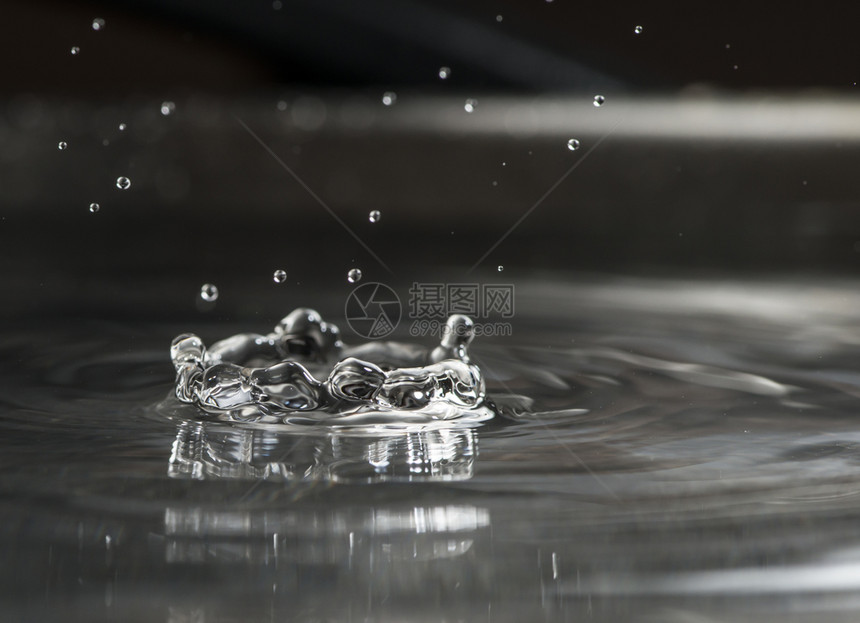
[5,0,860,93]
[2,0,860,323]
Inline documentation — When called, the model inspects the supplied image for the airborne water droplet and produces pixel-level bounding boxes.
[497,265,504,272]
[634,25,643,34]
[160,101,175,116]
[116,176,131,190]
[381,92,397,106]
[118,123,127,131]
[593,95,605,107]
[464,98,477,113]
[89,202,100,213]
[273,269,287,284]
[70,46,80,55]
[369,210,381,223]
[567,138,580,151]
[200,284,219,302]
[438,66,451,80]
[347,268,362,284]
[57,141,67,150]
[92,18,105,31]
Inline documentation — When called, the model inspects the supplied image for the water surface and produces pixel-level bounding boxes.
[3,276,860,622]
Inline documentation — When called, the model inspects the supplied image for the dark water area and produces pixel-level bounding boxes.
[5,274,860,622]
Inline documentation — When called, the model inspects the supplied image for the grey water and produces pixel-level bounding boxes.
[5,275,860,622]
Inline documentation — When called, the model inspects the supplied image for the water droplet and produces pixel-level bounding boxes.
[497,265,504,272]
[70,46,80,55]
[464,98,477,113]
[272,0,283,9]
[92,18,105,31]
[160,101,175,116]
[118,123,126,131]
[593,95,605,107]
[116,176,131,190]
[496,14,503,22]
[369,210,381,223]
[382,92,397,106]
[634,25,643,34]
[273,269,287,284]
[276,100,287,111]
[57,141,67,150]
[200,284,219,302]
[347,268,362,284]
[89,202,100,213]
[567,138,581,151]
[438,66,451,80]
[733,64,738,70]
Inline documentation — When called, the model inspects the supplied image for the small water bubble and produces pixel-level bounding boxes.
[57,141,67,150]
[89,202,100,213]
[92,18,105,31]
[118,123,127,131]
[497,265,504,272]
[70,46,80,55]
[116,176,131,190]
[438,66,451,80]
[368,210,381,223]
[160,101,175,116]
[567,138,581,151]
[634,25,643,34]
[273,269,287,284]
[382,91,397,106]
[347,268,362,284]
[464,98,477,113]
[593,95,605,107]
[200,284,218,302]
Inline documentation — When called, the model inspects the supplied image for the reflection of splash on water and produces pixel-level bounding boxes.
[163,504,490,565]
[160,501,491,622]
[168,420,478,483]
